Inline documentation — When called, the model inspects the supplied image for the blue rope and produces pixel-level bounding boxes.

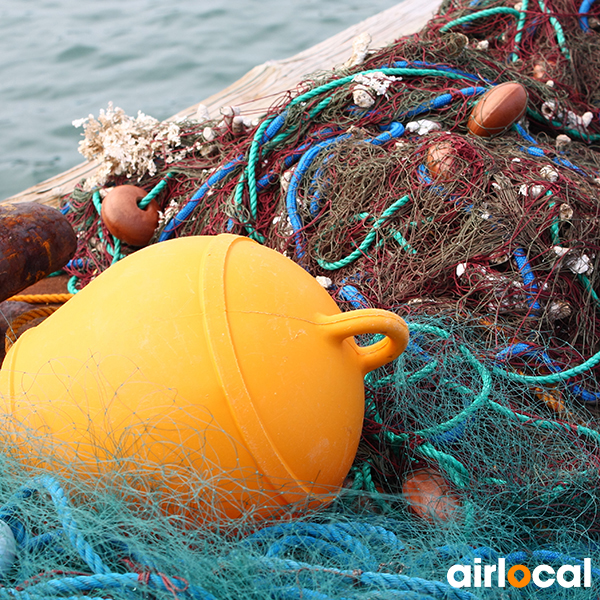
[512,247,541,314]
[339,284,370,308]
[402,86,486,120]
[579,0,596,30]
[66,258,89,270]
[242,522,377,571]
[252,556,482,600]
[38,476,110,575]
[4,477,600,599]
[286,123,405,259]
[159,155,244,241]
[513,123,589,176]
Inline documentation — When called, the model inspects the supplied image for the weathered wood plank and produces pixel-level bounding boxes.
[3,0,440,207]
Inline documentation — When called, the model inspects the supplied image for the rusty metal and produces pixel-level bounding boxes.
[0,202,76,303]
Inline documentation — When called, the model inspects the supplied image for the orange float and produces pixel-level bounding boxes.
[100,185,159,246]
[426,140,456,179]
[402,467,460,522]
[467,82,528,138]
[0,234,409,522]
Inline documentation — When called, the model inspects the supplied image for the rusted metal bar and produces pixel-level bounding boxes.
[0,203,76,303]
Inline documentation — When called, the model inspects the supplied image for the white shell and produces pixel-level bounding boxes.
[353,86,376,108]
[316,276,333,289]
[540,166,559,182]
[202,127,216,142]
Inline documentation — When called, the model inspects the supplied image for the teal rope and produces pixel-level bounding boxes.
[493,351,600,384]
[511,0,529,61]
[414,347,492,439]
[440,7,521,33]
[67,276,80,295]
[316,195,412,270]
[366,319,600,490]
[415,443,471,488]
[488,400,600,444]
[90,190,125,266]
[91,190,102,215]
[137,173,172,209]
[547,192,600,316]
[265,96,334,151]
[528,108,600,142]
[579,272,600,306]
[244,118,273,221]
[537,0,571,60]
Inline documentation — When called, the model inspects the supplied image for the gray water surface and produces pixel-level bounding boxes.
[0,0,400,201]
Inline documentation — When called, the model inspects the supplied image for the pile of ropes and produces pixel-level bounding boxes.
[3,0,599,597]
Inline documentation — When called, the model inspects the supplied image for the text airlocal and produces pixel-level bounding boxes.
[447,558,592,589]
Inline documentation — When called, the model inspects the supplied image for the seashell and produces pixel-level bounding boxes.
[467,82,528,138]
[353,85,376,108]
[101,185,159,247]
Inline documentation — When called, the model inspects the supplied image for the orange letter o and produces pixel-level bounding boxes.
[507,565,531,588]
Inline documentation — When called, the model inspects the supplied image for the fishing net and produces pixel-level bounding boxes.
[2,0,600,597]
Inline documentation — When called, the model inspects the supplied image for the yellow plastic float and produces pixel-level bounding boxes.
[0,234,408,521]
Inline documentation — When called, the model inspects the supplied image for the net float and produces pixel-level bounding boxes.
[426,139,456,178]
[402,467,460,522]
[100,185,159,246]
[467,82,528,138]
[0,234,409,522]
[0,202,76,303]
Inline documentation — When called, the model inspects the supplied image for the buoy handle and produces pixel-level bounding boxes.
[319,309,409,374]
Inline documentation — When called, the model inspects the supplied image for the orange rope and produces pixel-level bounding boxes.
[6,293,74,304]
[5,306,61,353]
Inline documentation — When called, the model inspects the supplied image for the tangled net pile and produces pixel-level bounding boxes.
[4,0,600,597]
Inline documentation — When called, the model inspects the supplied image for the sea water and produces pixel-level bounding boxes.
[0,0,400,201]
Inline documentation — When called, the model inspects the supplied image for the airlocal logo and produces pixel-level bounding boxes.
[447,558,592,589]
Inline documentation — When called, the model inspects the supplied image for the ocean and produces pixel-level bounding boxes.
[0,0,400,201]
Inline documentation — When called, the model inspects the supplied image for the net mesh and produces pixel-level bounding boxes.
[3,0,600,597]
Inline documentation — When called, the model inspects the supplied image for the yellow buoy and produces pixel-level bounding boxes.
[0,234,408,521]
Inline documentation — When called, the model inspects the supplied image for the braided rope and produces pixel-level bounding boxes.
[137,172,173,209]
[6,294,73,304]
[440,7,522,33]
[5,306,60,352]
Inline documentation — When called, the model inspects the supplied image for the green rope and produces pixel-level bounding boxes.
[439,7,521,33]
[138,173,173,209]
[316,195,412,270]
